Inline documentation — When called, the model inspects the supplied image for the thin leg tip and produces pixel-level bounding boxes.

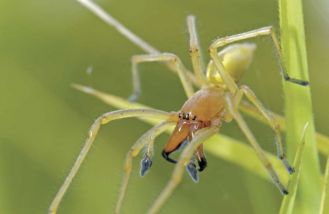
[298,80,309,86]
[128,92,140,102]
[284,76,309,86]
[282,189,289,195]
[282,158,295,174]
[288,166,295,174]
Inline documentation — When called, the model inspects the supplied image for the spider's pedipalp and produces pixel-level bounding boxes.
[140,155,153,177]
[116,120,175,214]
[147,127,219,214]
[186,161,199,183]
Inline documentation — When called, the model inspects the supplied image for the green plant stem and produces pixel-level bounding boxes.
[320,157,329,214]
[279,124,308,214]
[279,0,321,213]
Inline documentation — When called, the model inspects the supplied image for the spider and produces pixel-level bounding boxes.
[49,0,309,213]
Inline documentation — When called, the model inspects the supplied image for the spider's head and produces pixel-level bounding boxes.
[160,112,209,182]
[206,43,256,85]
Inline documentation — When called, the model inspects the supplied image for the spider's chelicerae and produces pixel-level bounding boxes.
[49,0,309,213]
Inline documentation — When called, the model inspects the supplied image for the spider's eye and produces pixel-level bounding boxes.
[184,112,191,120]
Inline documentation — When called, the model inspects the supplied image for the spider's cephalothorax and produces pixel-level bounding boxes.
[162,87,225,181]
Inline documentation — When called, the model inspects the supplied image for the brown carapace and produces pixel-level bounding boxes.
[161,87,225,181]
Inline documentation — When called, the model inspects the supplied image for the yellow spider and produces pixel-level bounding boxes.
[49,0,308,213]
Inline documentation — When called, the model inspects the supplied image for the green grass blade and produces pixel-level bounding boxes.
[320,157,329,214]
[279,0,321,213]
[279,123,308,214]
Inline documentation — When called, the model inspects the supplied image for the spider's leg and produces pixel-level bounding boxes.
[115,121,174,214]
[129,53,194,101]
[224,93,288,195]
[78,0,158,54]
[186,15,207,84]
[77,0,201,88]
[48,109,175,214]
[233,85,294,174]
[147,127,219,214]
[209,26,308,86]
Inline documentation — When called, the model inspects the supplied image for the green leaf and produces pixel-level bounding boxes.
[279,0,322,213]
[320,157,329,214]
[279,123,308,214]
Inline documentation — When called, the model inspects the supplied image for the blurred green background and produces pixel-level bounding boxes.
[1,0,329,213]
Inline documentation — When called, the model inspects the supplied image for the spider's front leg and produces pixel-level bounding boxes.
[186,15,207,84]
[48,109,176,214]
[147,126,219,214]
[115,120,175,214]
